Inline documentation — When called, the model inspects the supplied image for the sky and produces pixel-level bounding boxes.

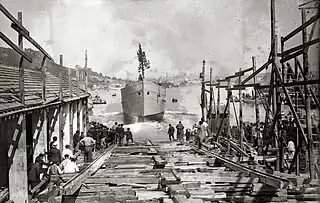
[0,0,318,80]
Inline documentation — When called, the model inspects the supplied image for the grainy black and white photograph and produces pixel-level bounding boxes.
[0,0,319,202]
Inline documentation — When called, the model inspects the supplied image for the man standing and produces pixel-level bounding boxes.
[115,124,121,145]
[48,143,62,165]
[119,124,125,146]
[49,136,59,150]
[79,136,96,163]
[125,128,133,144]
[185,129,191,141]
[73,130,80,151]
[28,158,42,190]
[176,121,184,141]
[62,145,74,159]
[168,124,175,141]
[111,122,118,144]
[47,161,63,192]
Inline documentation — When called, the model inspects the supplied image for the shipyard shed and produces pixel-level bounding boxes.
[0,63,90,202]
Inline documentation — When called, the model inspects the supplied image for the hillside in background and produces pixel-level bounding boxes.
[0,47,129,89]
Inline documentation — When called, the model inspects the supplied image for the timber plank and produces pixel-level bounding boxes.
[85,177,159,184]
[172,195,204,203]
[135,191,168,200]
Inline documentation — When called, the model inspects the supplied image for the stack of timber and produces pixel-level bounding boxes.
[47,140,320,203]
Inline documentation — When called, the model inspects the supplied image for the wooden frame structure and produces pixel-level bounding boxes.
[200,0,319,179]
[0,3,90,202]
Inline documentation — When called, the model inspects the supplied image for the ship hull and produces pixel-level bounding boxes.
[121,80,166,124]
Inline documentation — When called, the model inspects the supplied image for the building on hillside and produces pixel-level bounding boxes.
[0,63,89,198]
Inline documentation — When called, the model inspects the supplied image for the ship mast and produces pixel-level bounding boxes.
[137,43,150,81]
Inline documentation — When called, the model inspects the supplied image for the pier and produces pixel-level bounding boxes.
[33,141,320,202]
[0,1,319,203]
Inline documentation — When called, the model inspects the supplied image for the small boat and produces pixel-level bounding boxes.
[92,95,107,104]
[112,92,116,96]
[172,98,178,103]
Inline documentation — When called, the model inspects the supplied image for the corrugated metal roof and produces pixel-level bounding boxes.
[0,64,88,113]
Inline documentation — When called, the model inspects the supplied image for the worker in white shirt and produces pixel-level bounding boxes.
[79,136,96,163]
[62,144,74,159]
[60,154,79,173]
[287,140,295,155]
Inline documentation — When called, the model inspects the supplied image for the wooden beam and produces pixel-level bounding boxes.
[76,69,80,97]
[0,32,32,63]
[11,23,52,60]
[201,60,206,120]
[58,55,64,154]
[62,146,115,195]
[205,83,218,86]
[225,72,244,80]
[0,101,62,119]
[0,3,29,34]
[280,50,304,63]
[242,59,273,84]
[41,56,47,102]
[227,86,245,90]
[282,37,320,57]
[189,144,289,189]
[253,56,260,148]
[217,79,228,82]
[85,50,88,94]
[68,67,73,145]
[84,50,88,136]
[68,68,72,98]
[226,83,261,90]
[302,9,315,179]
[206,84,228,88]
[235,67,253,75]
[238,67,243,150]
[283,11,320,42]
[255,79,320,89]
[8,11,28,203]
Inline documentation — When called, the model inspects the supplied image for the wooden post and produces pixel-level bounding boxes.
[201,60,206,120]
[84,50,88,136]
[217,81,220,116]
[68,68,73,144]
[271,0,280,171]
[275,35,281,172]
[76,69,80,97]
[216,80,221,135]
[41,57,49,152]
[68,68,72,98]
[295,86,300,175]
[302,9,314,179]
[253,57,260,147]
[9,11,28,203]
[209,67,213,135]
[76,70,80,132]
[59,55,64,151]
[294,57,300,175]
[227,79,231,155]
[239,68,244,150]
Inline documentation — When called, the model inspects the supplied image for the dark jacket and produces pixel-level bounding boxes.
[28,163,40,182]
[168,126,175,134]
[125,131,133,139]
[119,127,125,138]
[48,148,61,164]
